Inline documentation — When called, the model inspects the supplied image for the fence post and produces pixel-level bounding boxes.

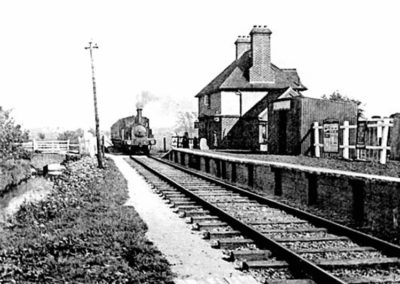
[313,122,321,158]
[390,115,400,161]
[67,139,70,153]
[380,118,390,164]
[33,139,37,151]
[377,120,383,139]
[343,121,350,159]
[78,137,82,154]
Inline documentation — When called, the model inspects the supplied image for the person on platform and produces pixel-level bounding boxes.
[182,132,190,148]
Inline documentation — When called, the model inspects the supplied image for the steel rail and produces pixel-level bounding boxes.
[152,155,400,258]
[131,156,346,284]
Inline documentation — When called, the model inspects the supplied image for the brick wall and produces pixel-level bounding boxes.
[364,181,400,240]
[30,153,66,169]
[198,92,221,117]
[220,116,240,148]
[254,165,274,194]
[220,117,259,149]
[167,149,400,243]
[317,175,353,221]
[281,170,308,204]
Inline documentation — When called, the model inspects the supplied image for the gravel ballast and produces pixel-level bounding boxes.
[112,155,253,281]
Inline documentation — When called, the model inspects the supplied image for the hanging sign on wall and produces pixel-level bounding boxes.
[323,120,339,153]
[273,100,291,110]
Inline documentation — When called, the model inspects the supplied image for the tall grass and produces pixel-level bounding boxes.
[0,157,174,283]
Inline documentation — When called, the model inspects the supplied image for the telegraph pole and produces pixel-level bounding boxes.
[85,41,104,168]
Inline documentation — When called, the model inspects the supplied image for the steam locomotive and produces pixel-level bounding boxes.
[111,106,156,154]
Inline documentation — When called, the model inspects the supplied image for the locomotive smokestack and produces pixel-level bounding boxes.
[136,103,143,124]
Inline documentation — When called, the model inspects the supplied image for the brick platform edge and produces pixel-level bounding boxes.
[164,148,400,243]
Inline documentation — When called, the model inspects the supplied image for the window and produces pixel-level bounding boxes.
[204,95,208,106]
[259,122,268,143]
[204,94,211,109]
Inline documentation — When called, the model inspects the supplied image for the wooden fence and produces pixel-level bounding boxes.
[313,118,394,164]
[22,140,80,154]
[171,136,202,149]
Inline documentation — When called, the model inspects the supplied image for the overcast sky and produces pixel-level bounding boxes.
[1,0,399,131]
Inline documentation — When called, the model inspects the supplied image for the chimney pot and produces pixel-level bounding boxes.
[235,35,251,60]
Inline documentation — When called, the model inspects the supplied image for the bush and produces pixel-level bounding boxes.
[57,129,84,144]
[0,107,29,163]
[0,157,174,283]
[0,107,31,194]
[0,159,31,195]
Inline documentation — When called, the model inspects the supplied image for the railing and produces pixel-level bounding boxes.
[22,140,80,154]
[171,136,194,149]
[313,118,394,164]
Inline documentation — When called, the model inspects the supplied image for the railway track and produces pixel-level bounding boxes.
[127,155,400,284]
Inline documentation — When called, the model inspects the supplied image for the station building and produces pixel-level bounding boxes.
[196,25,357,155]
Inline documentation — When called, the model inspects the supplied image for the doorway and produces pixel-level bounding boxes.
[277,110,288,154]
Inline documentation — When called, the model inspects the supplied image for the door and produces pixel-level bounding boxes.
[278,110,288,154]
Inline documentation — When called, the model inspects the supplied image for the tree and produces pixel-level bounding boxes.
[38,132,46,140]
[321,91,365,119]
[88,128,96,137]
[102,130,111,139]
[174,111,197,136]
[0,107,29,162]
[57,128,84,144]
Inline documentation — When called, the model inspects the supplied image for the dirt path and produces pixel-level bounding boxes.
[111,155,253,281]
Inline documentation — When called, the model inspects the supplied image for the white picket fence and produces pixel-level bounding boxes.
[313,118,393,164]
[22,140,80,154]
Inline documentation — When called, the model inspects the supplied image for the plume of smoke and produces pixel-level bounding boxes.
[135,91,159,109]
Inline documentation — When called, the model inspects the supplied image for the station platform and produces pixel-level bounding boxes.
[162,148,400,244]
[167,148,400,183]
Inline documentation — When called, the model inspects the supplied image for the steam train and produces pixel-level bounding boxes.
[111,106,156,154]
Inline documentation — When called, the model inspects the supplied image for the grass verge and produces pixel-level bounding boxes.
[0,157,174,283]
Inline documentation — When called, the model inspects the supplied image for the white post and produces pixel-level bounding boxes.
[313,122,321,158]
[377,120,383,139]
[67,139,70,153]
[380,118,390,164]
[343,121,350,159]
[78,137,82,154]
[33,139,37,151]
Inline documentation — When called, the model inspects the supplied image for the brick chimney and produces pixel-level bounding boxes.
[249,25,274,83]
[235,35,251,60]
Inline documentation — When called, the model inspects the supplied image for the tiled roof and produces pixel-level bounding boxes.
[195,50,307,97]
